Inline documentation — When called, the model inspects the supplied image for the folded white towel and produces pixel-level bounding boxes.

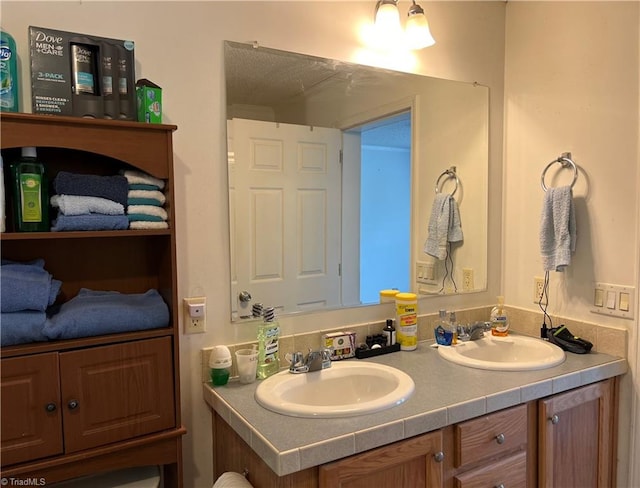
[121,169,166,190]
[127,204,168,221]
[424,194,463,260]
[51,194,124,216]
[127,189,166,205]
[129,221,169,230]
[540,186,576,272]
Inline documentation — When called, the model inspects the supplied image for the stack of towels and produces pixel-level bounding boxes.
[1,259,61,346]
[122,169,168,230]
[51,171,129,231]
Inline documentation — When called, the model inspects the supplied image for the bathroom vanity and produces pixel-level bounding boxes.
[205,344,624,488]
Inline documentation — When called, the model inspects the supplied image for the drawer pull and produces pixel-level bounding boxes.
[45,402,57,412]
[495,433,506,444]
[433,451,445,463]
[68,399,79,410]
[550,414,560,424]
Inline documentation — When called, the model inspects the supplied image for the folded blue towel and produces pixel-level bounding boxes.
[51,195,125,216]
[51,214,129,231]
[1,311,49,346]
[44,288,170,340]
[1,261,61,312]
[53,172,129,207]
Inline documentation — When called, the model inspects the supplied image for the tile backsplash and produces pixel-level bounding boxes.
[201,305,627,383]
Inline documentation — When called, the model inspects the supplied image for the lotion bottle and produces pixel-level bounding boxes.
[257,307,280,379]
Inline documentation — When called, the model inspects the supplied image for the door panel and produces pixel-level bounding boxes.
[1,353,63,465]
[60,337,175,453]
[230,118,342,316]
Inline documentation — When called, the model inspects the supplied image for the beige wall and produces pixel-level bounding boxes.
[4,1,639,486]
[504,3,640,487]
[2,2,506,486]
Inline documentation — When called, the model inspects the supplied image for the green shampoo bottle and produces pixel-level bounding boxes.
[10,147,49,232]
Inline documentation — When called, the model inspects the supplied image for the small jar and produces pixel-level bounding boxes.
[209,345,232,386]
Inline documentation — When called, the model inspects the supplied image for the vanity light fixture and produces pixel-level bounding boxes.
[374,0,435,50]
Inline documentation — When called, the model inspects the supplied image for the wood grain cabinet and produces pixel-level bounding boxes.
[445,403,535,488]
[319,430,444,488]
[0,113,184,486]
[211,379,618,488]
[538,378,617,488]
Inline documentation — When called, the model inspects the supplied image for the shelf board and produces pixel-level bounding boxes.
[1,229,171,240]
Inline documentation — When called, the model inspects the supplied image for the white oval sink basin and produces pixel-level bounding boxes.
[255,361,414,418]
[437,335,565,371]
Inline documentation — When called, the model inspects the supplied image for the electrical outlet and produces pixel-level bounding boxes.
[184,297,206,334]
[533,277,547,305]
[462,268,474,292]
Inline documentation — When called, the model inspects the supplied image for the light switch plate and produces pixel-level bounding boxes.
[591,282,635,320]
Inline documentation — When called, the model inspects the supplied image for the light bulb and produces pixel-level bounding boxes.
[406,3,435,49]
[374,1,404,47]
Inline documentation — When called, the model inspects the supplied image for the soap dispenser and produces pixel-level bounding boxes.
[490,296,509,336]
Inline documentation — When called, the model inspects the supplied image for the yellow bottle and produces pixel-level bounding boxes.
[490,296,509,336]
[395,292,418,351]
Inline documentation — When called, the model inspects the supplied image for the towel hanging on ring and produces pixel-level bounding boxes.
[424,193,463,261]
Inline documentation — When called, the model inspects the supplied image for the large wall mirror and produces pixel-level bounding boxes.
[225,41,489,321]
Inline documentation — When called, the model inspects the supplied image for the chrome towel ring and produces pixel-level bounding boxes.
[435,166,459,196]
[541,153,578,192]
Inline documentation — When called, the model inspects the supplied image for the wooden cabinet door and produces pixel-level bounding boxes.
[319,430,444,488]
[1,353,63,465]
[59,337,175,453]
[538,379,616,488]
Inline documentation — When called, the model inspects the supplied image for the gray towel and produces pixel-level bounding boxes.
[424,194,463,260]
[540,186,576,272]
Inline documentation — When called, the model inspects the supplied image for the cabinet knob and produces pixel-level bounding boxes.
[67,399,79,410]
[495,484,505,488]
[239,291,252,303]
[495,433,506,444]
[45,402,57,412]
[433,451,444,463]
[550,414,560,424]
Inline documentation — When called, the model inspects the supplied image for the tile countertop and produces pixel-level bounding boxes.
[203,339,627,477]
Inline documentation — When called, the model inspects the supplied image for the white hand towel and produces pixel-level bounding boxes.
[127,204,168,221]
[540,186,576,272]
[424,194,463,260]
[129,220,169,230]
[121,169,166,190]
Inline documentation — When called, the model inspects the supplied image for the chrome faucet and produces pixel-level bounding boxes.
[458,321,492,341]
[288,348,332,374]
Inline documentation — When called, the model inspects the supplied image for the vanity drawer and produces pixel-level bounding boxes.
[454,450,527,488]
[455,404,527,467]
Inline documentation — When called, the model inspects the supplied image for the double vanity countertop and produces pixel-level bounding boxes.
[203,339,627,477]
